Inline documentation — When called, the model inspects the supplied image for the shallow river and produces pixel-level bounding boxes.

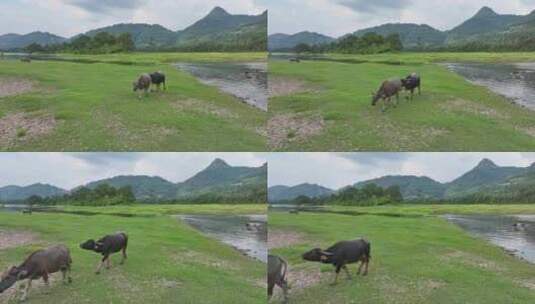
[175,62,268,111]
[177,214,267,263]
[443,62,535,110]
[445,214,535,263]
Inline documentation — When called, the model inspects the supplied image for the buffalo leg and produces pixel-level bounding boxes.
[343,265,352,280]
[20,279,32,302]
[106,256,112,269]
[277,280,289,303]
[332,265,343,285]
[120,247,127,265]
[267,282,274,300]
[363,258,369,276]
[96,255,108,274]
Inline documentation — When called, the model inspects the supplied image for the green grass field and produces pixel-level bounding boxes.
[269,52,535,151]
[0,52,266,151]
[0,205,266,304]
[269,206,535,303]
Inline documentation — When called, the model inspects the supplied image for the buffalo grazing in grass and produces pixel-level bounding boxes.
[0,245,72,301]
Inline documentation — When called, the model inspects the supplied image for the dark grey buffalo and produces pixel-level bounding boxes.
[302,239,371,284]
[150,71,166,91]
[401,73,421,100]
[80,232,128,274]
[371,79,402,112]
[268,255,289,303]
[0,245,72,301]
[133,74,151,98]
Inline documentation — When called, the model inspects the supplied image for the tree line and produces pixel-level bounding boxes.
[26,32,135,54]
[24,184,136,207]
[283,183,403,206]
[293,32,403,54]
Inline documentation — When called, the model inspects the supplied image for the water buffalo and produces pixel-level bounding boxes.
[371,79,402,112]
[302,238,370,284]
[401,73,421,100]
[268,255,289,303]
[0,245,72,301]
[133,74,151,98]
[150,71,166,91]
[20,57,31,63]
[80,232,128,274]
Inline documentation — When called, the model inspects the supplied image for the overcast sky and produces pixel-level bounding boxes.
[0,0,266,37]
[268,153,535,189]
[264,0,535,37]
[0,153,266,190]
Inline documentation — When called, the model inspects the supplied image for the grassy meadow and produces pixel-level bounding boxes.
[0,52,266,151]
[0,204,266,304]
[268,205,535,303]
[269,52,535,151]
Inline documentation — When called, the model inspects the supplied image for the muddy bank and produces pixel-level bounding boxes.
[175,62,267,111]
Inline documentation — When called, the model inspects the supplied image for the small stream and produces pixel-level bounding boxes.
[175,62,267,111]
[445,214,535,263]
[443,62,535,110]
[177,214,267,263]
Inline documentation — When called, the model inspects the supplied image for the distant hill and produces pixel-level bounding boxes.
[355,176,446,200]
[175,159,267,203]
[446,7,524,44]
[353,23,446,49]
[268,31,335,51]
[0,183,67,202]
[0,31,66,50]
[0,7,266,51]
[84,175,177,201]
[445,159,526,198]
[268,183,335,203]
[82,24,177,49]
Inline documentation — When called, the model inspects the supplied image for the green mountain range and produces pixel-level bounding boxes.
[0,7,267,51]
[0,31,67,50]
[0,159,266,204]
[268,31,336,51]
[269,159,535,203]
[0,183,67,202]
[268,183,334,203]
[268,6,535,51]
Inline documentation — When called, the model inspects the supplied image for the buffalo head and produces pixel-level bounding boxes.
[80,239,103,253]
[302,248,333,263]
[0,267,26,293]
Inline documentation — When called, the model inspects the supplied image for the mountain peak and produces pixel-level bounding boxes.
[208,6,229,17]
[206,158,230,170]
[474,6,497,18]
[476,158,498,169]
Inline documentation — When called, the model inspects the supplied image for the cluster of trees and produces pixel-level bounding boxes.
[24,184,136,207]
[25,32,135,54]
[289,183,403,206]
[294,32,403,54]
